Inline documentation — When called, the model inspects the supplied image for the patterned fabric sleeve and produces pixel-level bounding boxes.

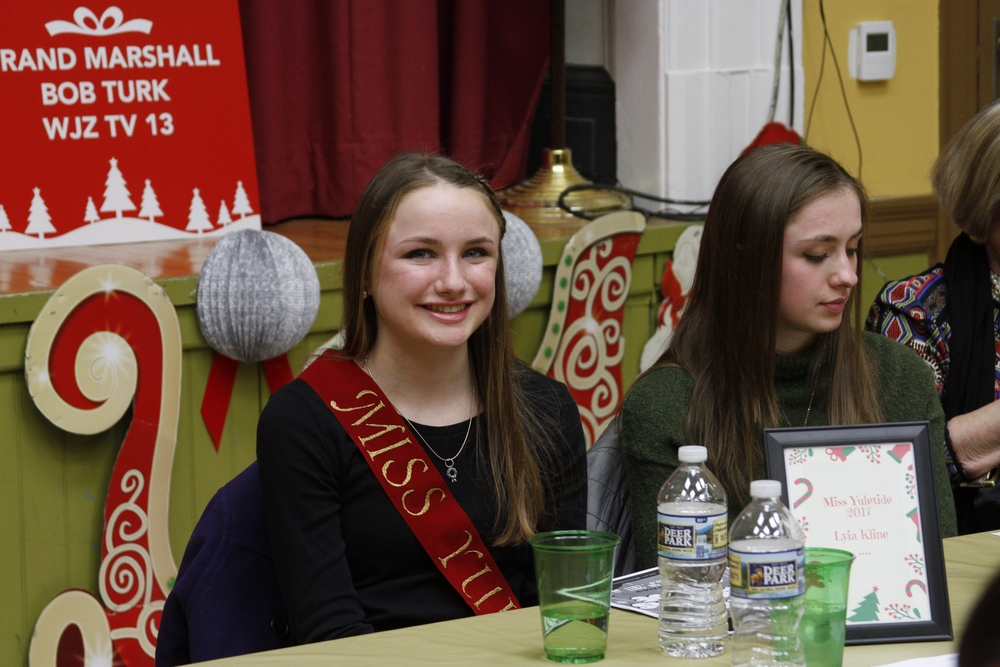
[865,267,950,397]
[865,268,965,483]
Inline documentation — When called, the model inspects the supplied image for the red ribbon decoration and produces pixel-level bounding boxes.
[200,352,296,450]
[263,354,294,393]
[200,353,239,451]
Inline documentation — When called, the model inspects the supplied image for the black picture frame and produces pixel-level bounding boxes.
[763,421,952,645]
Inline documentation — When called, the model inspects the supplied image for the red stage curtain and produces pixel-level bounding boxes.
[238,0,550,224]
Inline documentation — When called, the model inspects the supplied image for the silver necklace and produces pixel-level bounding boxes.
[363,356,473,483]
[783,360,821,427]
[803,371,818,426]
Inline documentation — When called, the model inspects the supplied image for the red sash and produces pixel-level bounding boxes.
[298,353,521,615]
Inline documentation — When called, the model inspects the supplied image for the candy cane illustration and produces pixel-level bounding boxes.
[793,478,814,508]
[26,265,181,667]
[905,579,927,598]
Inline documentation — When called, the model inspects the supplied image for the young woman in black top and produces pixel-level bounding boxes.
[256,153,587,643]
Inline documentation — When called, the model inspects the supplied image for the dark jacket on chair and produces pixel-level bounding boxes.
[156,462,290,666]
[586,417,637,576]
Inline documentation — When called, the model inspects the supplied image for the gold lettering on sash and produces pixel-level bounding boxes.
[366,437,412,460]
[439,530,485,568]
[461,565,492,596]
[382,458,428,488]
[402,487,445,516]
[329,391,388,426]
[474,587,504,609]
[329,390,377,412]
[350,402,385,426]
[358,422,406,446]
[309,361,522,615]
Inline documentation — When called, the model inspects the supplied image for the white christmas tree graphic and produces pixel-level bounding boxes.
[84,197,100,224]
[186,188,213,234]
[139,179,163,222]
[232,180,253,219]
[0,204,11,232]
[217,200,232,226]
[26,188,57,239]
[100,157,136,219]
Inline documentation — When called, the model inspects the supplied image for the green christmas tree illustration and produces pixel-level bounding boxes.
[847,586,881,622]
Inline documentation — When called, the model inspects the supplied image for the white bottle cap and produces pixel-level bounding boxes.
[750,480,782,498]
[678,445,708,463]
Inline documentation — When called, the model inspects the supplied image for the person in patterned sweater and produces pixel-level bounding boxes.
[868,100,1000,533]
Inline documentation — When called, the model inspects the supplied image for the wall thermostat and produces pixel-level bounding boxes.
[848,21,895,81]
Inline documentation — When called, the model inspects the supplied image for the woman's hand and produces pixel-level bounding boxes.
[948,400,1000,478]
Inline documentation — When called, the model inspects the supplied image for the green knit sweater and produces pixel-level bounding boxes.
[621,332,958,570]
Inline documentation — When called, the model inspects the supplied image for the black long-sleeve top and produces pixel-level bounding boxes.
[256,367,587,645]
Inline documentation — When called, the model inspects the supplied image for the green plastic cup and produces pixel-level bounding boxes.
[800,548,855,667]
[529,530,620,664]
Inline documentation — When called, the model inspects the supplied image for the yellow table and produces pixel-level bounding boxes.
[196,533,1000,666]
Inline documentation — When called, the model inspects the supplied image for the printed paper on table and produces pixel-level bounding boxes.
[783,443,930,625]
[0,1,260,250]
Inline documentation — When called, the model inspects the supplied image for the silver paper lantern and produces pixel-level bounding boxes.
[196,229,320,362]
[502,210,542,317]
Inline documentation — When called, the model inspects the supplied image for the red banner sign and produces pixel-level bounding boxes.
[0,2,260,250]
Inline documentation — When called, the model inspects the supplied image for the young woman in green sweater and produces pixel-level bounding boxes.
[621,143,957,570]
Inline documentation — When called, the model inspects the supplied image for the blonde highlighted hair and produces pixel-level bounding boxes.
[933,100,1000,243]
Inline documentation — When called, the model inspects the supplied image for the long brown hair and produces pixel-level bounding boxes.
[655,143,882,507]
[342,152,550,546]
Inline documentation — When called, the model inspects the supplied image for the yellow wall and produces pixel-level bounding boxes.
[802,0,938,197]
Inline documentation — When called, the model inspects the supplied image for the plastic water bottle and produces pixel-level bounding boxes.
[657,445,729,657]
[729,480,806,667]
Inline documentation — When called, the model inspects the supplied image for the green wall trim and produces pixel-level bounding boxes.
[0,259,346,328]
[0,292,52,326]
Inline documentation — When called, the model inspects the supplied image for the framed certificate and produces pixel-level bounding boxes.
[764,422,952,644]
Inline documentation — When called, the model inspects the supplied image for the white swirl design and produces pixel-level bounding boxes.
[101,545,151,612]
[529,212,645,446]
[76,331,137,406]
[29,590,113,667]
[25,265,182,663]
[554,247,632,444]
[100,470,152,613]
[110,599,164,657]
